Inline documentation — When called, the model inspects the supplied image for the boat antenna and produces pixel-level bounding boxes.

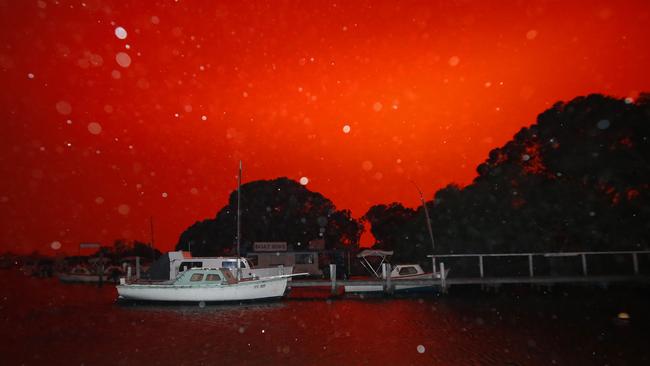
[410,180,437,273]
[236,160,242,280]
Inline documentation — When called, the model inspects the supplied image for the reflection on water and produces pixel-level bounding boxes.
[2,269,649,366]
[119,300,287,316]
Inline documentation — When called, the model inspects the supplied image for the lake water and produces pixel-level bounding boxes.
[1,270,649,365]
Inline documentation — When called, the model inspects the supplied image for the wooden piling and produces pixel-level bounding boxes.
[384,263,393,295]
[98,251,104,288]
[136,256,141,279]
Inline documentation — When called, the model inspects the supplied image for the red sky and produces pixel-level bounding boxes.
[1,0,649,254]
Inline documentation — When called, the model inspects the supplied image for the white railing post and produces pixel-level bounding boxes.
[330,264,337,295]
[440,262,447,294]
[479,255,484,278]
[581,254,588,276]
[528,254,534,277]
[431,256,437,276]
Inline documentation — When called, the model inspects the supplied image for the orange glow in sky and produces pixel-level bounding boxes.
[1,1,649,253]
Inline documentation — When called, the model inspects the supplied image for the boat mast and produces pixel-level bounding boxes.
[411,181,437,274]
[236,160,242,280]
[149,216,155,263]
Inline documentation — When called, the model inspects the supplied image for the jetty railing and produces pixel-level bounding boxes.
[429,250,650,278]
[288,250,649,296]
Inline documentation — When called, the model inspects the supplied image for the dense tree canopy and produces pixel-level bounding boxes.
[366,94,650,258]
[176,178,363,256]
[93,239,162,260]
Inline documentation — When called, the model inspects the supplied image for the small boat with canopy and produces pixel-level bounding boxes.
[345,249,448,293]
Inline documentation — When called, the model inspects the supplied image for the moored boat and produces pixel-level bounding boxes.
[58,264,124,283]
[344,250,449,293]
[117,267,306,302]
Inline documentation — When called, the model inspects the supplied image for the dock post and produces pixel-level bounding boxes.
[330,264,337,295]
[98,251,104,288]
[440,262,447,294]
[384,263,393,295]
[581,254,588,276]
[632,253,639,275]
[528,254,534,277]
[136,256,141,279]
[127,266,132,282]
[479,255,484,278]
[431,257,437,276]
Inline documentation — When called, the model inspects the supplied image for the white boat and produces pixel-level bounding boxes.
[344,249,448,293]
[117,267,304,302]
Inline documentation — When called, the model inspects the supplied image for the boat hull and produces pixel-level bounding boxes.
[116,277,289,302]
[58,274,108,283]
[344,274,436,293]
[344,283,434,293]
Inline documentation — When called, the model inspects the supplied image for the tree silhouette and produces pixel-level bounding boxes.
[176,177,363,256]
[365,94,650,258]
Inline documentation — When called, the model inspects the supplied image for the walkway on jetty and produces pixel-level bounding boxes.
[289,250,650,295]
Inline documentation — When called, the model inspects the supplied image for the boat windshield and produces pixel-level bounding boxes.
[222,259,247,269]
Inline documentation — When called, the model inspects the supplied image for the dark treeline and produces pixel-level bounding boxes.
[97,239,162,260]
[368,93,650,262]
[178,94,649,261]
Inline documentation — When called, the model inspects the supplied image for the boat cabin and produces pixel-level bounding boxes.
[173,268,237,286]
[147,251,254,280]
[391,264,426,278]
[174,257,251,278]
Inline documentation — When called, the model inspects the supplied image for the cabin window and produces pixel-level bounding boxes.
[223,260,247,269]
[179,261,203,272]
[205,273,221,281]
[222,261,241,269]
[296,254,314,264]
[398,267,418,275]
[189,273,204,282]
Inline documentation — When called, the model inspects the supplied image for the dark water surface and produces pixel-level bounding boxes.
[1,270,649,366]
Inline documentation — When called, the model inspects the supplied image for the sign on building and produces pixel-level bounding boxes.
[253,242,288,252]
[79,242,101,249]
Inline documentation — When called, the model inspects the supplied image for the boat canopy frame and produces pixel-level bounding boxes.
[356,249,394,279]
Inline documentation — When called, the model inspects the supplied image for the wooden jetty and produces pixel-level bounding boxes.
[289,250,650,296]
